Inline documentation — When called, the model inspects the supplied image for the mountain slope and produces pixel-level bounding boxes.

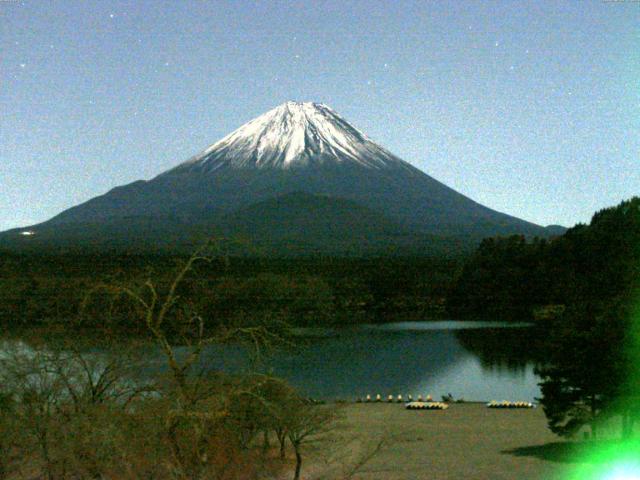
[218,192,469,256]
[0,193,469,256]
[1,101,551,254]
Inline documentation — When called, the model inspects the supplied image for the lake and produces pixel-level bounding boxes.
[2,321,543,403]
[191,321,543,402]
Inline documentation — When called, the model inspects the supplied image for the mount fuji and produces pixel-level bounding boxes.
[1,101,556,255]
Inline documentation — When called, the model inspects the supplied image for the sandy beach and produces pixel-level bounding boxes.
[307,402,572,480]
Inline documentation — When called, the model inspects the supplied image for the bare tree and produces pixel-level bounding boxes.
[0,348,66,480]
[0,340,159,479]
[285,401,335,480]
[0,390,19,479]
[47,345,156,415]
[83,241,293,479]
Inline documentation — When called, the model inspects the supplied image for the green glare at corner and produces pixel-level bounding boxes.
[565,440,640,480]
[564,295,640,480]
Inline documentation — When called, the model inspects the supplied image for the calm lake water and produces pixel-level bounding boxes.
[3,321,543,403]
[191,321,543,402]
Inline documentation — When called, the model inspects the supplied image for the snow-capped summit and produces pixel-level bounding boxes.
[168,101,407,173]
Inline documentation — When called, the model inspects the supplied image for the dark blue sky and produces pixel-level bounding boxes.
[2,0,639,230]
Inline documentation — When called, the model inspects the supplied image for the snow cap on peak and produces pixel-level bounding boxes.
[281,100,327,108]
[169,101,408,173]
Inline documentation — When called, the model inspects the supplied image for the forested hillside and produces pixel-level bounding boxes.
[448,197,640,322]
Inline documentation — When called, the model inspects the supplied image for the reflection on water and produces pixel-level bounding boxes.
[454,326,546,372]
[193,321,542,402]
[1,322,543,402]
[361,321,533,331]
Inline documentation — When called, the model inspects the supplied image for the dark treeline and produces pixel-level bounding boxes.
[447,197,640,323]
[450,197,640,438]
[0,253,460,329]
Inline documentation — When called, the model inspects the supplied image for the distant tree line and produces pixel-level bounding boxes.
[0,254,459,329]
[447,197,640,324]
